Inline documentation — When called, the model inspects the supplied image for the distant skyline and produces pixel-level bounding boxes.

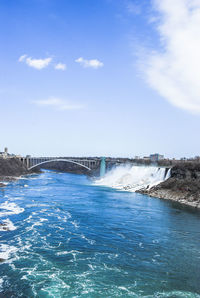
[0,0,200,158]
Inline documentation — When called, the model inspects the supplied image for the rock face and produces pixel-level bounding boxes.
[138,163,200,208]
[0,158,28,177]
[0,157,39,180]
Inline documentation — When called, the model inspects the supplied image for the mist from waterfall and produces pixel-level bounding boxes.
[95,165,171,192]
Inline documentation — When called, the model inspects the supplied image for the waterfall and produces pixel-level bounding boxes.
[165,168,171,180]
[95,165,171,192]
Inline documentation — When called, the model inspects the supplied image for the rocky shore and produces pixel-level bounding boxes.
[138,163,200,208]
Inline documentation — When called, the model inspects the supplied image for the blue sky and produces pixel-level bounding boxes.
[0,0,200,158]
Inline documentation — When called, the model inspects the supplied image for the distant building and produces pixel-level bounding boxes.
[149,153,164,162]
[0,147,21,159]
[143,156,150,160]
[0,147,8,158]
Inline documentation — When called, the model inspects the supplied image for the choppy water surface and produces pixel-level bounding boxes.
[0,170,200,297]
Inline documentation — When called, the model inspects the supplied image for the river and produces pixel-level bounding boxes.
[0,170,200,297]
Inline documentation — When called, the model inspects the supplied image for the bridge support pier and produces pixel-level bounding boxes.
[26,157,29,169]
[100,157,106,177]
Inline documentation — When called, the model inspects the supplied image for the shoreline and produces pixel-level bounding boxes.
[137,187,200,209]
[0,157,41,186]
[136,162,200,209]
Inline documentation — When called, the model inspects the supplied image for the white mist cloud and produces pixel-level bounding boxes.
[33,97,83,111]
[55,63,66,71]
[144,0,200,114]
[75,57,104,69]
[19,55,52,70]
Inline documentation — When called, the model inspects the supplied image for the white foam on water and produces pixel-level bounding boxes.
[88,264,96,270]
[145,291,200,298]
[108,253,118,260]
[0,218,16,231]
[18,262,70,297]
[118,285,137,295]
[40,218,48,222]
[56,250,82,258]
[95,165,171,192]
[71,220,79,229]
[11,197,23,201]
[0,244,18,261]
[0,181,9,185]
[0,201,24,217]
[0,278,3,290]
[33,221,43,226]
[26,203,48,208]
[80,234,96,245]
[102,263,121,273]
[24,215,33,223]
[66,211,72,219]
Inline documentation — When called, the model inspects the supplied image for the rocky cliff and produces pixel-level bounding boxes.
[138,163,200,208]
[0,158,28,177]
[0,158,39,182]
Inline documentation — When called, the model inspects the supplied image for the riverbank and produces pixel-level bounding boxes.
[0,158,28,179]
[0,158,41,192]
[0,158,40,183]
[137,163,200,208]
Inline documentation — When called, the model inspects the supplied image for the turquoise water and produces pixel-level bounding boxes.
[0,170,200,297]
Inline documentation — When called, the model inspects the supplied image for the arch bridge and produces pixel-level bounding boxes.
[21,157,101,172]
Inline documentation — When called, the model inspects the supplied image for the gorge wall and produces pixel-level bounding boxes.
[0,158,39,183]
[138,163,200,208]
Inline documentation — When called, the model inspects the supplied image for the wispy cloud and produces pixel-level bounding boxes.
[144,0,200,114]
[19,55,52,70]
[75,57,104,69]
[18,54,27,62]
[33,97,83,111]
[54,63,66,71]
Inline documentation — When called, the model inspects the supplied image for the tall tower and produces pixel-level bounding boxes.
[4,147,8,155]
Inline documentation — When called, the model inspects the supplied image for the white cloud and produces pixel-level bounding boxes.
[26,57,52,70]
[75,57,104,69]
[144,0,200,114]
[55,63,66,71]
[18,54,27,62]
[19,55,52,70]
[33,97,83,111]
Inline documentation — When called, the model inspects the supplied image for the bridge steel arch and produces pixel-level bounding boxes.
[28,159,91,171]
